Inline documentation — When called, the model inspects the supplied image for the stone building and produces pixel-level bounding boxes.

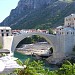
[56,14,75,55]
[0,27,12,36]
[0,27,12,52]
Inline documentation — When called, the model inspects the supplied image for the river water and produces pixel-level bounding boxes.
[14,51,58,70]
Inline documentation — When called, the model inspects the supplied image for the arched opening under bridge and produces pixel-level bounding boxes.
[15,35,54,58]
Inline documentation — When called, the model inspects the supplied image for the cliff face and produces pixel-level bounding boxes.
[15,0,57,15]
[1,0,58,27]
[1,0,75,29]
[17,0,58,9]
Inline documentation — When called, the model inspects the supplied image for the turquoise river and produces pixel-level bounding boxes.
[14,51,58,70]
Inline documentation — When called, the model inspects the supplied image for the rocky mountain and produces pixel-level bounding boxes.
[0,0,75,29]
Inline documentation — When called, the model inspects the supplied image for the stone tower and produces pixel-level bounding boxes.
[56,14,75,56]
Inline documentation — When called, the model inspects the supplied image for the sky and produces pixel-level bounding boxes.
[0,0,19,22]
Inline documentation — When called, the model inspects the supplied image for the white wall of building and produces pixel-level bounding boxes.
[64,14,75,28]
[0,27,11,37]
[3,36,14,53]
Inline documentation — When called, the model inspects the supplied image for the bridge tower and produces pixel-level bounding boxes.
[56,14,75,57]
[0,27,14,54]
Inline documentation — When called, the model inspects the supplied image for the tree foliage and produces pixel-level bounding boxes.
[73,46,75,52]
[13,59,75,75]
[48,28,53,34]
[12,58,52,75]
[0,43,2,49]
[2,59,75,75]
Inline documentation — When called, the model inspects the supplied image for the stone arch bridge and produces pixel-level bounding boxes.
[2,32,72,63]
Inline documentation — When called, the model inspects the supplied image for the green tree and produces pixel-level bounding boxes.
[48,28,53,34]
[11,59,75,75]
[0,43,2,49]
[73,46,75,52]
[13,58,53,75]
[56,60,75,75]
[32,35,39,42]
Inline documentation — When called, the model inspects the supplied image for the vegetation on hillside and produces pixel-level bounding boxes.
[11,2,75,30]
[60,0,74,2]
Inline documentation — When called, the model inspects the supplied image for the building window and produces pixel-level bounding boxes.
[6,30,9,32]
[68,23,69,25]
[6,33,9,36]
[69,18,71,21]
[2,33,4,36]
[67,32,69,34]
[60,32,61,34]
[66,19,68,21]
[1,30,3,32]
[71,32,72,34]
[62,32,63,34]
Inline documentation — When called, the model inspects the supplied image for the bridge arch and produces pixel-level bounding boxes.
[11,32,56,54]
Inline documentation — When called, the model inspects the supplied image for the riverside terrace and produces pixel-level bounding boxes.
[0,53,25,74]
